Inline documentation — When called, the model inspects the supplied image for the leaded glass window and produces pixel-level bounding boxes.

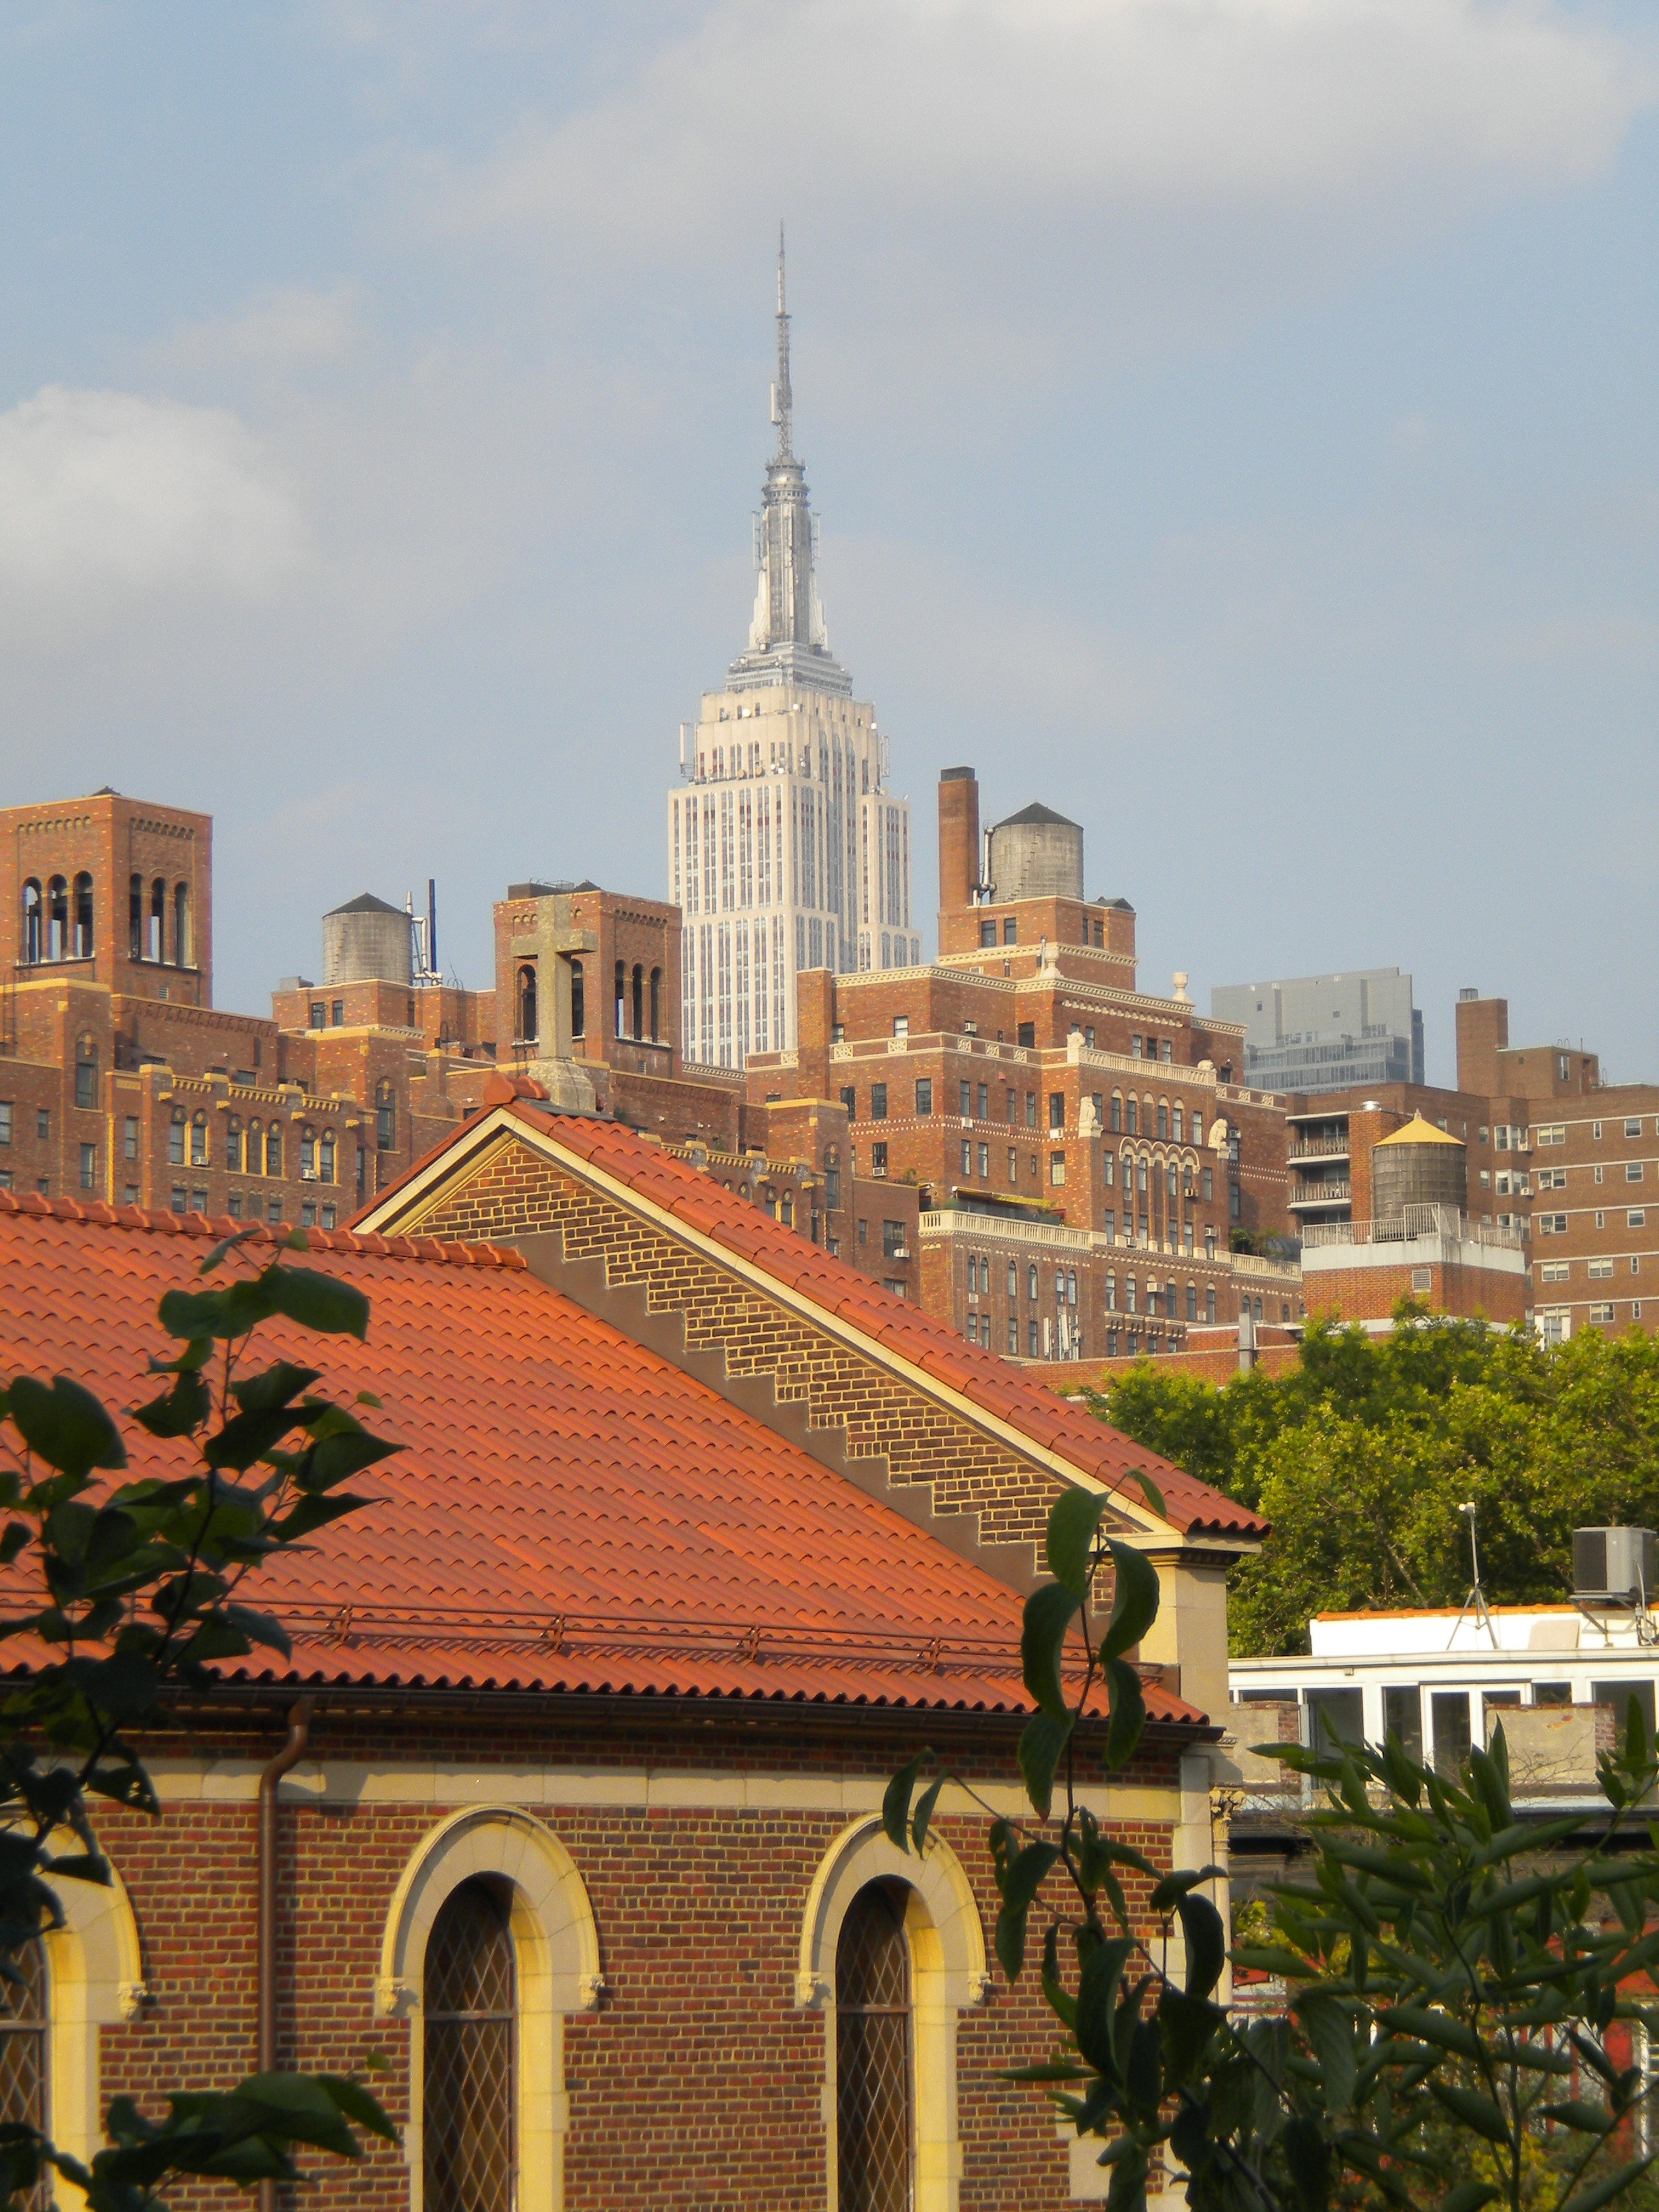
[424,1880,515,2212]
[0,1939,47,2196]
[836,1881,913,2212]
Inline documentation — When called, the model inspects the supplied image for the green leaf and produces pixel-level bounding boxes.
[1429,2080,1510,2146]
[1018,1712,1073,1819]
[8,1377,126,1478]
[1282,2114,1330,2212]
[1177,1892,1225,2000]
[1537,2102,1617,2135]
[1099,1540,1160,1661]
[882,1754,925,1851]
[129,1369,210,1439]
[1439,2186,1498,2212]
[231,1362,323,1415]
[1150,1866,1227,1913]
[315,2075,398,2145]
[1047,1487,1109,1598]
[1558,2154,1658,2212]
[911,1774,946,1856]
[1074,1937,1133,2076]
[1102,1656,1145,1770]
[265,1265,369,1341]
[1157,1987,1224,2088]
[1293,1989,1356,2109]
[1021,1581,1079,1719]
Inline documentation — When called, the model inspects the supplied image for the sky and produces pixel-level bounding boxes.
[0,1,1652,1087]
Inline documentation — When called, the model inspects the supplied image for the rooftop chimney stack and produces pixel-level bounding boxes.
[937,766,980,918]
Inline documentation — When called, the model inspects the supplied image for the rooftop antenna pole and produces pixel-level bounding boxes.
[771,222,793,461]
[1450,1499,1497,1649]
[427,878,438,983]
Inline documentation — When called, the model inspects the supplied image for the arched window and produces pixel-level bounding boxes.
[1167,1161,1178,1200]
[515,965,537,1047]
[46,879,68,963]
[836,1882,912,2212]
[649,967,661,1043]
[74,1036,97,1111]
[246,1119,260,1174]
[225,1116,242,1174]
[375,1081,395,1151]
[0,1937,47,2148]
[613,960,626,1037]
[190,1112,209,1168]
[319,1130,335,1184]
[300,1127,317,1178]
[265,1122,283,1178]
[1157,1102,1168,1141]
[129,874,143,960]
[173,883,190,968]
[1027,1262,1038,1301]
[149,879,165,964]
[423,1879,516,2212]
[21,882,41,965]
[631,963,643,1041]
[72,874,93,959]
[1125,1097,1137,1136]
[1136,1157,1148,1195]
[1109,1091,1122,1134]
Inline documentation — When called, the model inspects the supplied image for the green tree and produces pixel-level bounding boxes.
[1090,1312,1659,1655]
[888,1485,1659,2212]
[0,1227,397,2209]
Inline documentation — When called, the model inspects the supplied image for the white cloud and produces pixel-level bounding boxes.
[426,0,1652,252]
[0,387,307,647]
[152,283,364,373]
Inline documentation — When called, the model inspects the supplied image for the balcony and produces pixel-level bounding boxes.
[1287,1182,1350,1211]
[1287,1138,1349,1162]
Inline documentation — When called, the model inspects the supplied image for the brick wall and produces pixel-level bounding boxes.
[90,1708,1182,2211]
[398,1130,1097,1557]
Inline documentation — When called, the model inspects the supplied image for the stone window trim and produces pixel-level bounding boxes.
[794,1814,990,2212]
[374,1806,604,2212]
[33,1854,146,2174]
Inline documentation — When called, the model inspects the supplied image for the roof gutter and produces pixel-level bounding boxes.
[256,1697,312,2212]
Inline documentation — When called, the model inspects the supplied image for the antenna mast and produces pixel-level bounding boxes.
[771,223,793,460]
[1449,1499,1497,1649]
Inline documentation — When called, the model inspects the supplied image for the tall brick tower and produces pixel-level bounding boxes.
[666,232,918,1069]
[1,787,212,1007]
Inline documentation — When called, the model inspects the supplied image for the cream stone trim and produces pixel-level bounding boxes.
[799,1816,988,2212]
[42,1862,144,2174]
[144,1757,1184,1826]
[357,1110,1186,1544]
[376,1807,602,2212]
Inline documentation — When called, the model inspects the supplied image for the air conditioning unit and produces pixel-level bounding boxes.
[1572,1527,1657,1607]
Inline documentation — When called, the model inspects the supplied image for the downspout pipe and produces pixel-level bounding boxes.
[257,1698,313,2212]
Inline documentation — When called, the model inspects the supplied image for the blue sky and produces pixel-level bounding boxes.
[0,1,1652,1085]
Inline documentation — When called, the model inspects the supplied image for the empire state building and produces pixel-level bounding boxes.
[666,236,919,1070]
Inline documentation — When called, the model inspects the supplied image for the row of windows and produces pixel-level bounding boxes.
[18,874,197,968]
[975,912,1110,951]
[1537,1119,1655,1145]
[513,959,666,1049]
[840,1077,1209,1148]
[0,1105,52,1144]
[1540,1247,1647,1282]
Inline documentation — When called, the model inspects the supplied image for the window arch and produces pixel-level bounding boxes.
[72,874,93,960]
[569,959,585,1041]
[649,967,661,1043]
[21,882,41,965]
[423,1878,515,2212]
[631,963,643,1042]
[796,1815,987,2212]
[149,879,165,964]
[129,875,142,960]
[46,879,68,963]
[374,1806,602,2212]
[515,965,537,1048]
[173,882,190,967]
[612,960,626,1037]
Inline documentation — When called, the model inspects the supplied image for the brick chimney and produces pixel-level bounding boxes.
[937,766,980,919]
[796,967,834,1102]
[1455,991,1508,1097]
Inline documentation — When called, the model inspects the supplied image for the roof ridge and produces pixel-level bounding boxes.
[0,1190,525,1272]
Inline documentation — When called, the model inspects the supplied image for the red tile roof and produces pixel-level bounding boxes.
[0,1196,1210,1725]
[397,1103,1265,1544]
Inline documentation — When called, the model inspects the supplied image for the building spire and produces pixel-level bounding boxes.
[772,221,793,461]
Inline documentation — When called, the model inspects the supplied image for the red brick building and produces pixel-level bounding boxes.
[1285,988,1659,1341]
[746,768,1301,1362]
[0,1091,1264,2210]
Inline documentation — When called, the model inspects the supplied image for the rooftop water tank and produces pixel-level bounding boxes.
[322,892,411,987]
[986,802,1084,902]
[1370,1111,1466,1218]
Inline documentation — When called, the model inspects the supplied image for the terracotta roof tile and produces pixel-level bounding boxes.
[451,1108,1265,1543]
[0,1201,1209,1724]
